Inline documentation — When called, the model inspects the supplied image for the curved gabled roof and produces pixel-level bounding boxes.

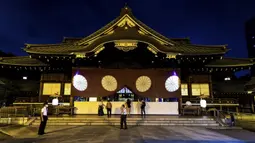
[23,6,229,55]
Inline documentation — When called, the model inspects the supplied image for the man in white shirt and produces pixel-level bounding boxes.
[120,104,127,129]
[38,102,48,135]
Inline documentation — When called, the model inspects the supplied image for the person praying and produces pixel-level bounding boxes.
[38,102,48,135]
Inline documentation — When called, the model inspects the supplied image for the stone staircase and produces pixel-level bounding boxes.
[31,116,221,127]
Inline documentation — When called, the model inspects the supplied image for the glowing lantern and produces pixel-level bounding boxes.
[200,99,207,108]
[52,98,59,106]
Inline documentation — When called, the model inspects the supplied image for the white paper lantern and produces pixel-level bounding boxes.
[52,98,59,106]
[200,99,207,108]
[165,75,180,92]
[72,74,88,91]
[185,101,192,106]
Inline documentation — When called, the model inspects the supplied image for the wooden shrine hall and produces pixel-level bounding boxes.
[0,6,254,115]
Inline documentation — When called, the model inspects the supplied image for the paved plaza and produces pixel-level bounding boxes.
[1,126,255,143]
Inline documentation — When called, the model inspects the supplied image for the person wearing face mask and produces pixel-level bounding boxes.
[38,102,48,135]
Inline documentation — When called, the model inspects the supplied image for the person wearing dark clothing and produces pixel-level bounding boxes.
[38,102,48,135]
[126,99,131,116]
[106,100,112,118]
[98,101,105,116]
[230,113,235,126]
[140,100,146,118]
[120,104,127,129]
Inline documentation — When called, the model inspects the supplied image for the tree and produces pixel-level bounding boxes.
[0,50,15,57]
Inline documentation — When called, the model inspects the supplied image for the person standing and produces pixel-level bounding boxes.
[98,101,105,116]
[106,100,112,118]
[140,99,146,118]
[38,102,48,135]
[230,113,235,126]
[120,104,127,129]
[126,99,131,116]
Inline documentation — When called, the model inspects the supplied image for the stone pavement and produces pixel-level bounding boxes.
[1,126,255,143]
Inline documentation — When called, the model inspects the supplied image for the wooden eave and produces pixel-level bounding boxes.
[0,56,48,66]
[23,44,85,55]
[205,58,254,67]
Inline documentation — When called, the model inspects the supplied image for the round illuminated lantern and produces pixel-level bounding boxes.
[52,98,59,106]
[200,99,207,108]
[101,75,118,91]
[165,75,180,92]
[72,74,88,91]
[136,76,152,92]
[185,101,192,106]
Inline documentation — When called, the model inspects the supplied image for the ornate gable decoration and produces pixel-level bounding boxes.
[114,40,138,52]
[76,6,175,47]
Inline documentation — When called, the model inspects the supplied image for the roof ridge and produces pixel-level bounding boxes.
[25,43,73,48]
[191,44,227,48]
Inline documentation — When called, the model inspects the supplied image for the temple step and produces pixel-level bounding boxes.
[32,122,219,126]
[33,120,217,124]
[30,116,220,126]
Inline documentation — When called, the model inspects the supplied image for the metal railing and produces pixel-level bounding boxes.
[206,108,230,126]
[0,107,28,125]
[220,111,255,121]
[183,98,239,104]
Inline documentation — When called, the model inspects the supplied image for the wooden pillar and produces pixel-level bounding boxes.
[208,75,213,98]
[60,82,65,96]
[178,97,182,115]
[39,76,44,102]
[251,95,255,113]
[70,96,74,115]
[70,96,74,107]
[236,106,239,113]
[188,76,192,100]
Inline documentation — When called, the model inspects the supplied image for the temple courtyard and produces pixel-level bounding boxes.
[1,126,255,143]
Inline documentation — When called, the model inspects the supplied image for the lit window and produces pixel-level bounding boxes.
[42,83,61,95]
[64,83,71,95]
[191,83,210,96]
[224,77,231,81]
[181,84,188,96]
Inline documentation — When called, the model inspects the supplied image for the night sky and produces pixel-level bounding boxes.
[0,1,255,69]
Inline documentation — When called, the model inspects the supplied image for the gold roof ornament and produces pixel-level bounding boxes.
[114,40,138,52]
